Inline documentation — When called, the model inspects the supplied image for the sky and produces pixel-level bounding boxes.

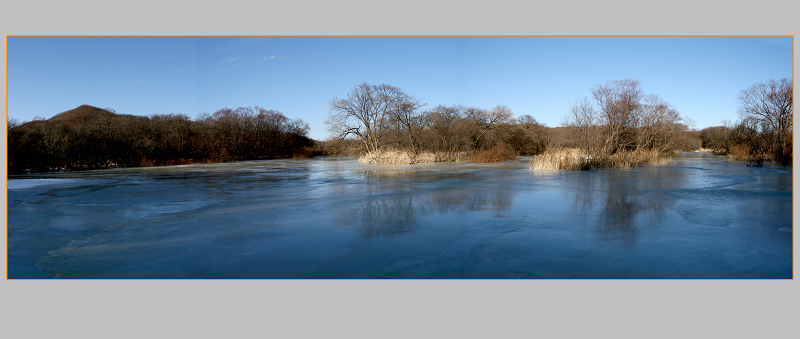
[7,36,793,141]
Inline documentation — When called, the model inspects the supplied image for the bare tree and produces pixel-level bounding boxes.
[737,78,793,165]
[326,83,422,154]
[425,105,469,160]
[565,97,608,161]
[517,114,539,127]
[592,79,643,152]
[466,105,513,150]
[632,94,685,153]
[387,98,426,162]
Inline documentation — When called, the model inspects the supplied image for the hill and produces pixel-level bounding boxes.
[48,104,144,124]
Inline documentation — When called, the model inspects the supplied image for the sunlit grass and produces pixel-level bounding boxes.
[529,148,670,170]
[359,149,471,164]
[359,149,436,164]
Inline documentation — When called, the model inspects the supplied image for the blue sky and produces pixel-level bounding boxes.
[7,36,793,140]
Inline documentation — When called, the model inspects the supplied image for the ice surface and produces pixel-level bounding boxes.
[8,179,80,190]
[6,153,793,279]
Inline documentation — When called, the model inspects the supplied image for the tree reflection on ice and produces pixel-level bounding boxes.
[336,169,515,239]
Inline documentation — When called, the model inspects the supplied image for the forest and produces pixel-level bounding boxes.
[6,78,792,174]
[7,105,316,174]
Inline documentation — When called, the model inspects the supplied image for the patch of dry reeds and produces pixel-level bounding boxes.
[726,145,767,167]
[470,143,517,163]
[607,149,667,168]
[529,148,591,170]
[529,148,670,170]
[359,149,438,164]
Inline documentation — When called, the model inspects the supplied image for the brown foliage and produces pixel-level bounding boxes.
[470,143,517,163]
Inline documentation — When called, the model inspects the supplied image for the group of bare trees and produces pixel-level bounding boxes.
[325,83,546,162]
[698,78,793,166]
[8,105,315,173]
[560,79,691,164]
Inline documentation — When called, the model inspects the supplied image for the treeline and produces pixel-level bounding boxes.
[324,83,548,163]
[698,78,793,167]
[8,105,316,174]
[700,123,792,167]
[323,82,700,166]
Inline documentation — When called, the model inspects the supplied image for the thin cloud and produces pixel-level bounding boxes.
[215,56,244,65]
[264,55,288,61]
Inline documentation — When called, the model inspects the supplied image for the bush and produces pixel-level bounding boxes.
[470,143,517,163]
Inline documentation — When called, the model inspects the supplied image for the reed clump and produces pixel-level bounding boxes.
[528,148,592,170]
[359,149,437,164]
[470,143,517,163]
[529,148,670,170]
[607,149,667,168]
[726,145,768,167]
[359,149,472,164]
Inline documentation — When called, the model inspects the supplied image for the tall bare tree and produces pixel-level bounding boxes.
[388,98,427,162]
[326,83,422,154]
[592,79,643,152]
[565,97,608,159]
[632,94,684,153]
[737,78,793,165]
[466,105,513,150]
[424,105,469,160]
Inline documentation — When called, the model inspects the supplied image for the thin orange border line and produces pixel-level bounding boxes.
[4,35,795,281]
[3,34,797,38]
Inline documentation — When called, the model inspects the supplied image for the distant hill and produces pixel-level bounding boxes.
[48,104,116,122]
[48,104,143,124]
[13,105,145,131]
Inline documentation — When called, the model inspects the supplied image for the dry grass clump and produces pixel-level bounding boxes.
[529,148,592,170]
[470,143,517,163]
[726,145,752,161]
[607,149,667,168]
[432,152,468,162]
[529,148,670,170]
[359,149,472,164]
[359,149,438,164]
[726,145,767,167]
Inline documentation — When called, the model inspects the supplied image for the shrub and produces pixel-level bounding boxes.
[470,143,517,163]
[727,144,767,167]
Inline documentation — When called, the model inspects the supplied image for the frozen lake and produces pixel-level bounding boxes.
[7,153,793,279]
